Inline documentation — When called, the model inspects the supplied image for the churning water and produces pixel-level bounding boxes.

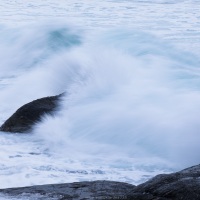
[0,0,200,189]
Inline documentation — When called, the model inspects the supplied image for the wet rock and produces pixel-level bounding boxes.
[0,181,135,200]
[128,164,200,200]
[0,94,63,133]
[0,165,200,199]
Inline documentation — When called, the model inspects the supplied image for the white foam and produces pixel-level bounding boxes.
[0,0,200,189]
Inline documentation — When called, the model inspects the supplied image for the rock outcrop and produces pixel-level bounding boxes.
[127,164,200,200]
[0,164,200,199]
[0,181,135,200]
[0,94,63,133]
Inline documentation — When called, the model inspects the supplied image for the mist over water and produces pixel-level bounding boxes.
[33,27,200,167]
[0,0,200,189]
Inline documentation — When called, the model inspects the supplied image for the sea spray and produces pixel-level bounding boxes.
[0,24,200,188]
[32,28,200,167]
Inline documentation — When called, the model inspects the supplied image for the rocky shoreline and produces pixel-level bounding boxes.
[0,164,200,200]
[1,96,200,199]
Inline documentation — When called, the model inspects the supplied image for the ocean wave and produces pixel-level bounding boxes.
[0,23,200,187]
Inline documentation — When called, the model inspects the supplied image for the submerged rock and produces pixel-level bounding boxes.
[0,165,200,199]
[0,94,63,133]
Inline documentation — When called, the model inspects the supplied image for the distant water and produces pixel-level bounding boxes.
[0,0,200,189]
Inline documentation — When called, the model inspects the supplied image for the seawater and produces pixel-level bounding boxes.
[0,0,200,189]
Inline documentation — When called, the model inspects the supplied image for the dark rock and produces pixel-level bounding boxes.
[0,180,135,200]
[0,165,200,199]
[127,164,200,200]
[0,94,63,133]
